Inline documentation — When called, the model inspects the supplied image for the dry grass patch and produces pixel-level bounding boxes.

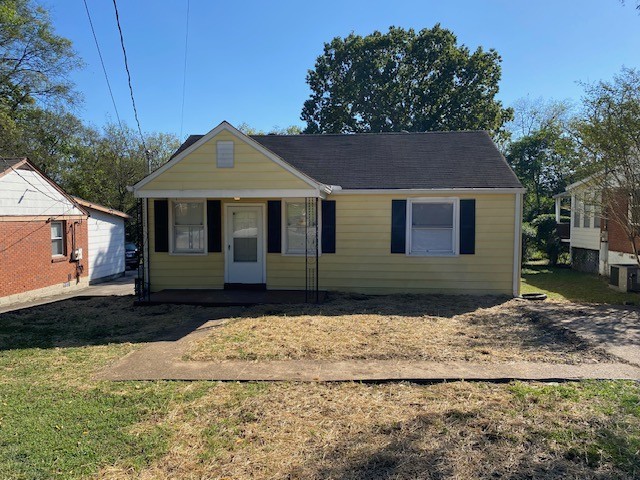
[186,294,614,364]
[101,381,640,480]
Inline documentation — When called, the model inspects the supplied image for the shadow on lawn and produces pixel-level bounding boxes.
[293,409,638,479]
[0,292,512,352]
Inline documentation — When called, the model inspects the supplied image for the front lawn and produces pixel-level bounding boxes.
[185,294,613,364]
[0,295,639,478]
[522,265,640,304]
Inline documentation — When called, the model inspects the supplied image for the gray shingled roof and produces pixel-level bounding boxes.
[171,132,522,190]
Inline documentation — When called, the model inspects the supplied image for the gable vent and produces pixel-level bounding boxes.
[217,141,234,168]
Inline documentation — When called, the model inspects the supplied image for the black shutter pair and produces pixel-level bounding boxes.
[267,200,336,253]
[153,199,222,252]
[391,199,476,254]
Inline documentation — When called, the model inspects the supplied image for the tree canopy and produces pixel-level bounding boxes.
[0,0,81,111]
[573,67,640,263]
[301,25,512,135]
[505,99,578,221]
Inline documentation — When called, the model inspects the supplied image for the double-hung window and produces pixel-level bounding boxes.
[51,221,65,256]
[408,199,458,256]
[583,204,591,228]
[172,201,205,253]
[630,193,640,226]
[283,200,318,255]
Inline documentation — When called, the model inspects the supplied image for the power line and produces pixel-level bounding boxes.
[179,0,190,139]
[0,159,82,252]
[111,0,147,151]
[82,0,123,130]
[2,159,70,206]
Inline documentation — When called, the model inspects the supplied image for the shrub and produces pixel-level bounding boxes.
[522,222,537,263]
[531,214,570,266]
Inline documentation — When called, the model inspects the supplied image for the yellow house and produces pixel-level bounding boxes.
[132,121,524,298]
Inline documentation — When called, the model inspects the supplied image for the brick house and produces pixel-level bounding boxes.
[0,158,126,306]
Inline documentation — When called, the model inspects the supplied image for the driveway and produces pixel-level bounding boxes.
[0,270,136,314]
[523,301,640,367]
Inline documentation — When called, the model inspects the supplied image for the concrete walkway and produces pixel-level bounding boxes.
[0,270,135,314]
[96,315,640,383]
[522,301,640,367]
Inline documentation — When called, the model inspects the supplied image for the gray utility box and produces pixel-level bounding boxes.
[609,264,640,293]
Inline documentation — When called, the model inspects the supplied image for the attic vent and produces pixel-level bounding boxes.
[217,141,234,168]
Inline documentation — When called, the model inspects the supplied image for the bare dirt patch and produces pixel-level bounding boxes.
[185,294,615,364]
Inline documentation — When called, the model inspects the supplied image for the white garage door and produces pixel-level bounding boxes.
[87,209,125,282]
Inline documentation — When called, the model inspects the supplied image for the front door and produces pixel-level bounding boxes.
[225,205,265,285]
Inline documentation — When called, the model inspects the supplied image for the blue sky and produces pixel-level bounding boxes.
[48,0,639,140]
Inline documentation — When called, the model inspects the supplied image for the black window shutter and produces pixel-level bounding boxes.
[321,200,336,253]
[459,199,476,255]
[207,200,222,252]
[267,200,282,253]
[391,200,407,254]
[154,199,169,253]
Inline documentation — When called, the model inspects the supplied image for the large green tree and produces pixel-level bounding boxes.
[301,25,512,135]
[505,100,578,222]
[0,0,81,111]
[0,0,83,175]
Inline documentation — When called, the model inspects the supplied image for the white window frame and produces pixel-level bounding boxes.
[629,194,640,227]
[51,221,65,257]
[169,199,207,255]
[573,196,581,229]
[406,197,459,257]
[216,141,234,168]
[583,204,591,228]
[281,199,322,256]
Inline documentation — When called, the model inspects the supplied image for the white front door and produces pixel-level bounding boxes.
[225,205,265,284]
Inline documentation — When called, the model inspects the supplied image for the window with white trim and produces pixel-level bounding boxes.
[628,192,640,226]
[172,201,205,253]
[583,204,591,228]
[573,197,581,228]
[51,221,65,256]
[408,199,457,256]
[283,200,318,255]
[217,141,234,168]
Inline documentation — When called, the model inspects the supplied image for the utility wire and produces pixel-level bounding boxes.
[179,0,190,139]
[0,159,81,252]
[111,0,147,151]
[2,159,70,205]
[83,0,123,130]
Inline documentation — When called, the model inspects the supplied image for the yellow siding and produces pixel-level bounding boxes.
[268,194,516,295]
[148,194,517,295]
[148,200,224,290]
[140,131,311,192]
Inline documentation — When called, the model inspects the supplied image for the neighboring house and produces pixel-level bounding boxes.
[555,177,639,275]
[0,158,128,306]
[131,121,524,297]
[73,197,130,284]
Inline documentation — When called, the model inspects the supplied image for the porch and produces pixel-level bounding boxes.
[134,288,327,306]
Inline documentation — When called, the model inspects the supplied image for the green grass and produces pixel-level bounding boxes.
[1,295,639,478]
[522,264,640,304]
[509,381,640,476]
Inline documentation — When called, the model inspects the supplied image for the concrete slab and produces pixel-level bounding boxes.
[135,288,327,307]
[0,270,135,314]
[98,356,640,382]
[524,301,640,367]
